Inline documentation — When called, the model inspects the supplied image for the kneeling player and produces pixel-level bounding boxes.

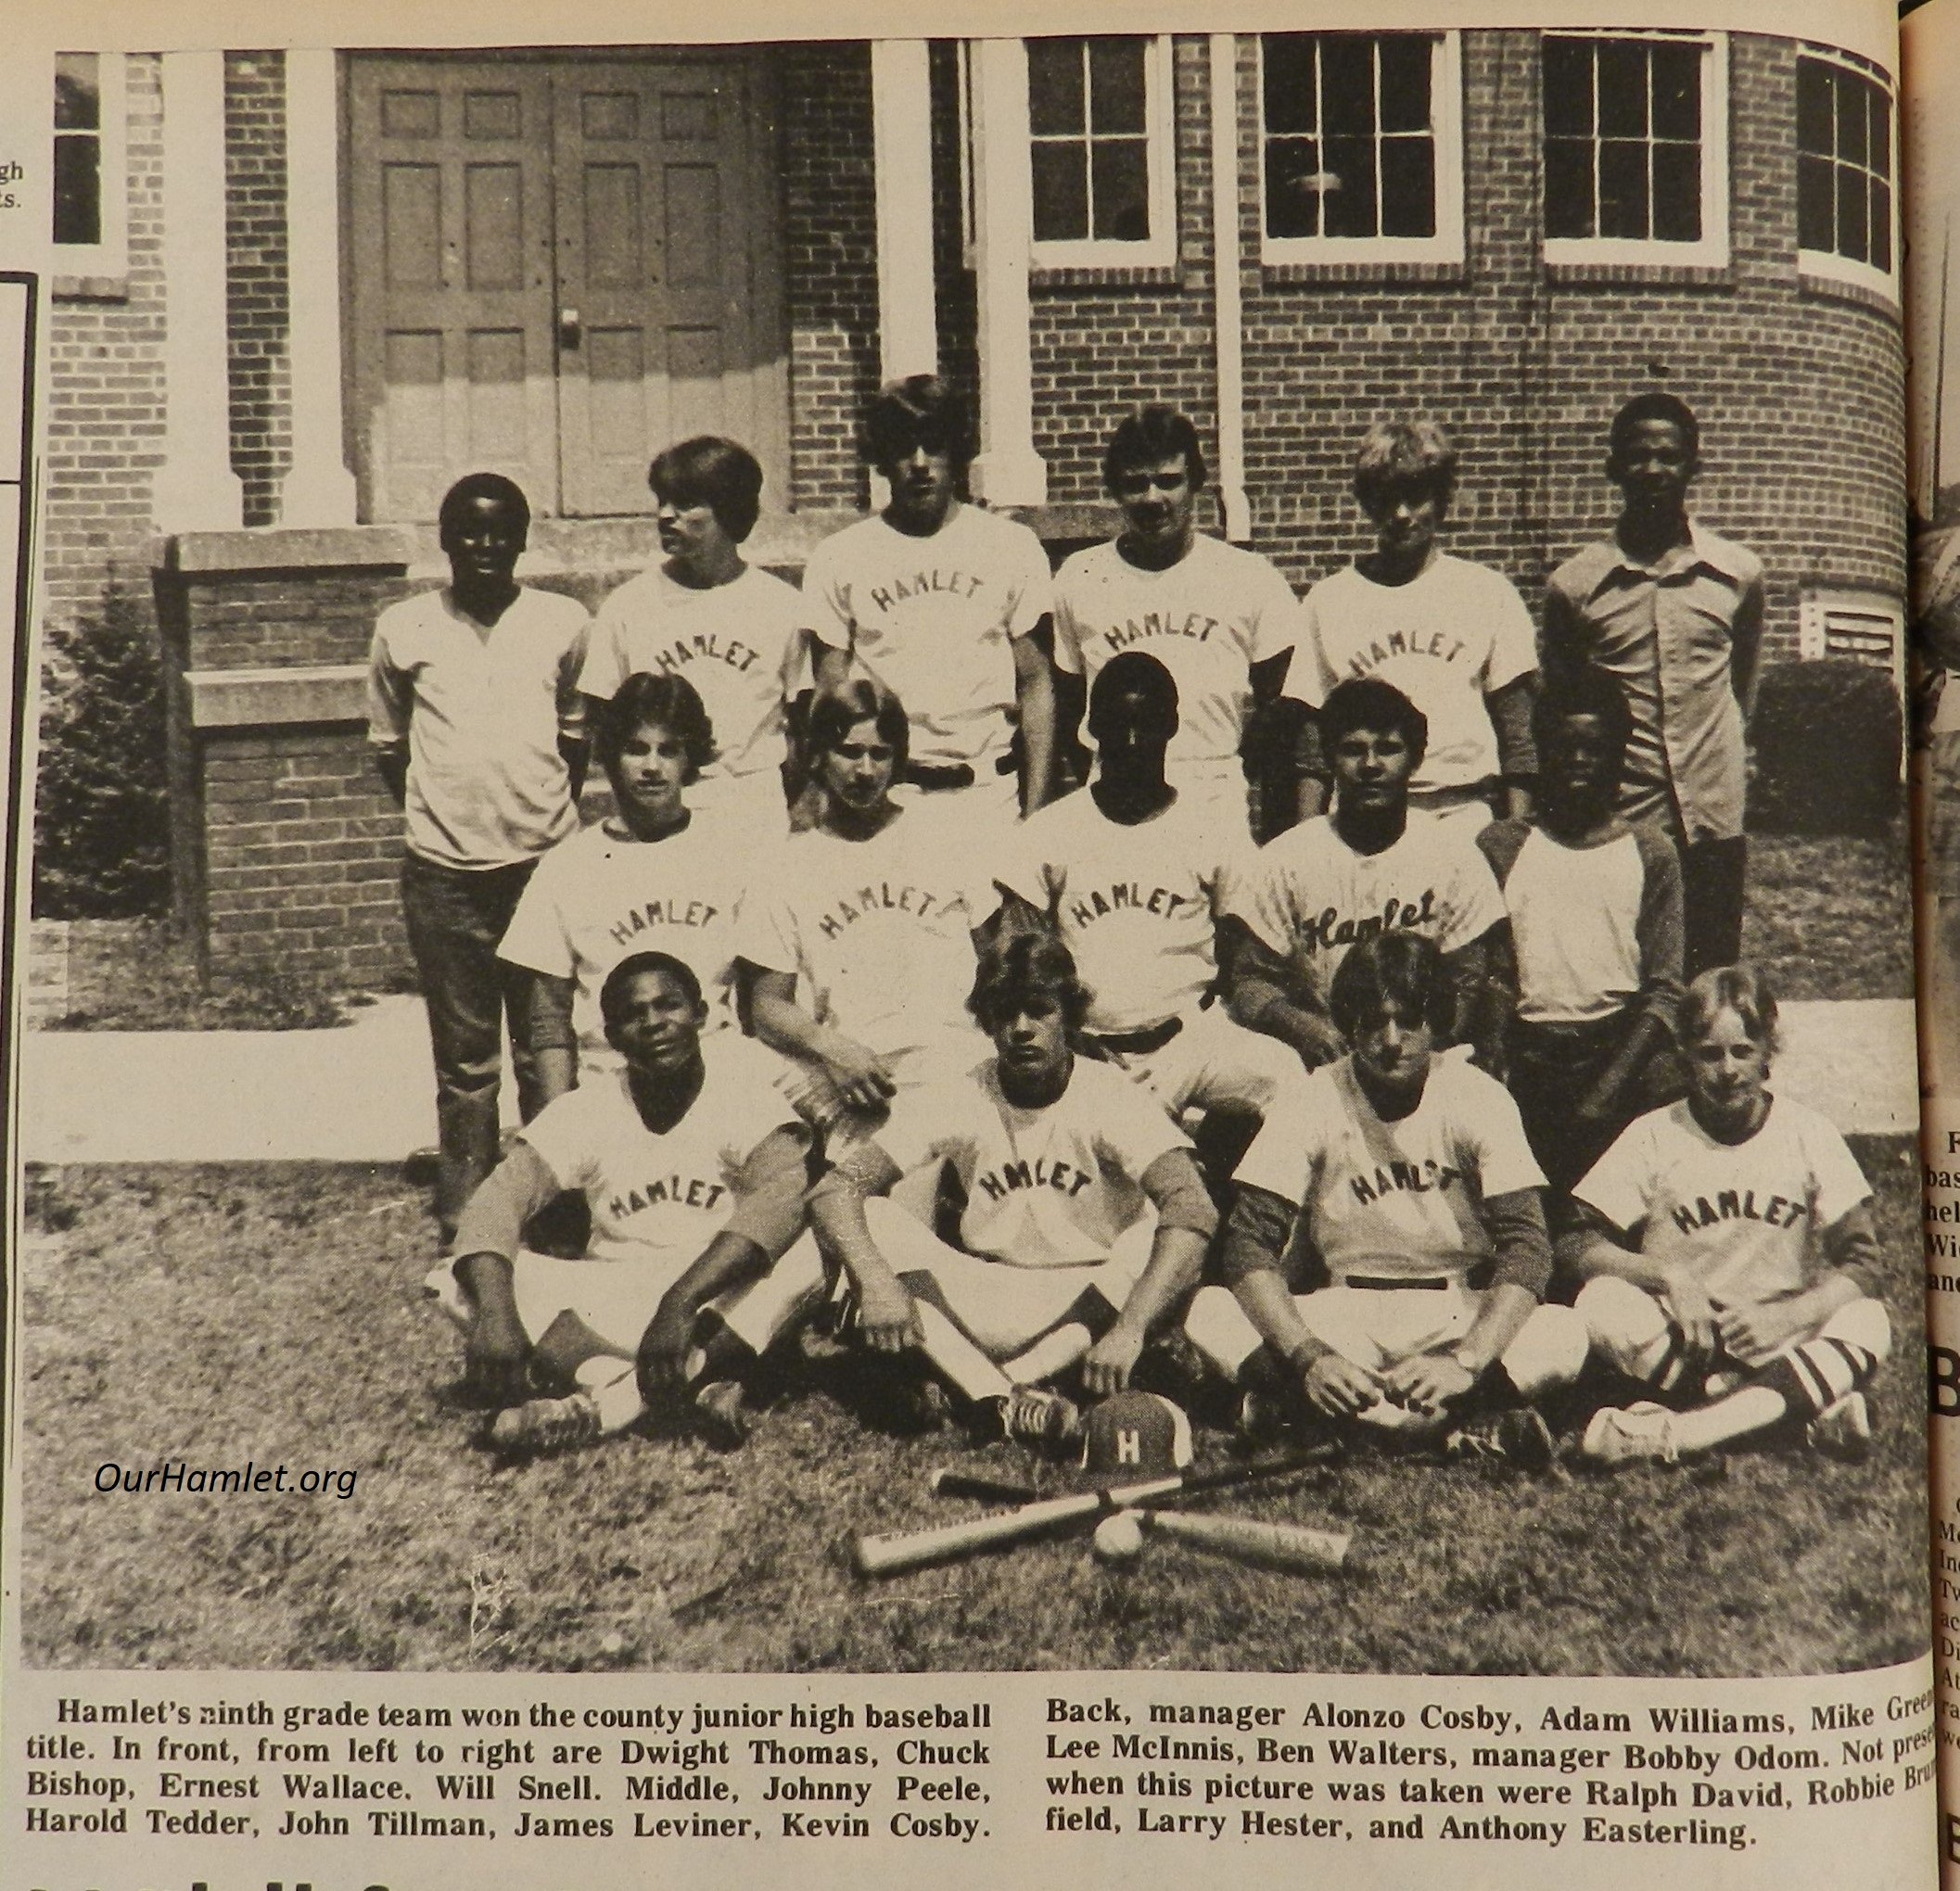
[1566,965,1890,1466]
[428,952,823,1453]
[808,934,1216,1445]
[1184,933,1585,1464]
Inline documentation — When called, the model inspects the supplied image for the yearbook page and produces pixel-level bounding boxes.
[0,1,1937,1888]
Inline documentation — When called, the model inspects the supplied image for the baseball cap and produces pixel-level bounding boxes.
[1080,1391,1193,1479]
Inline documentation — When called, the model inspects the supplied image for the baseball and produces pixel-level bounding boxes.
[1091,1510,1145,1567]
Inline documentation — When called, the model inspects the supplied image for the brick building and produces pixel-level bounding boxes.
[40,28,1905,985]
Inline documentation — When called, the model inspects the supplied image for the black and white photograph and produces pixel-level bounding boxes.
[8,5,1929,1700]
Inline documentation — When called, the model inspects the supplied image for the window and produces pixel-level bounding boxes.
[53,51,127,281]
[1259,32,1462,264]
[1542,33,1728,267]
[1801,590,1904,681]
[1797,50,1896,294]
[1025,35,1175,267]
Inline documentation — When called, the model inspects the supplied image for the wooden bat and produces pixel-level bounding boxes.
[853,1447,1336,1578]
[1139,1507,1349,1574]
[928,1468,1039,1505]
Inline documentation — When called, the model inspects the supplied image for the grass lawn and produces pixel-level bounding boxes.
[16,1143,1930,1678]
[1743,825,1915,999]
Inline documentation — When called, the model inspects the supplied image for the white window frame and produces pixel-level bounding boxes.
[1258,31,1464,267]
[53,50,128,282]
[1794,46,1900,303]
[1020,33,1177,271]
[1541,31,1729,270]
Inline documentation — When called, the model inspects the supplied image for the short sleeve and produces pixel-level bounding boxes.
[733,882,803,982]
[365,612,412,745]
[1050,565,1088,677]
[554,602,592,742]
[1479,567,1538,693]
[800,537,853,654]
[1091,1066,1190,1178]
[1233,1080,1325,1207]
[993,814,1058,914]
[1572,1114,1663,1236]
[1247,557,1304,666]
[1003,526,1055,641]
[1803,1115,1874,1230]
[1461,1069,1546,1199]
[518,1085,606,1193]
[1440,840,1508,951]
[1224,842,1303,958]
[496,846,575,977]
[873,1081,976,1181]
[1289,579,1343,710]
[576,600,633,702]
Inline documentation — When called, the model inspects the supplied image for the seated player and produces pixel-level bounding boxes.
[1185,933,1585,1466]
[578,437,801,834]
[1050,406,1302,832]
[427,952,823,1454]
[991,652,1298,1177]
[1292,417,1537,830]
[808,934,1217,1446]
[1479,670,1685,1197]
[1224,676,1508,1070]
[500,672,744,1102]
[1566,965,1890,1466]
[738,677,997,1140]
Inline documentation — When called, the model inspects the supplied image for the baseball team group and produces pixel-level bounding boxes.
[371,375,1892,1479]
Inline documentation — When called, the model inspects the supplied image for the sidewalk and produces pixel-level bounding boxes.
[13,995,1923,1165]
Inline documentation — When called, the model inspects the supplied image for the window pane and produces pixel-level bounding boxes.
[1028,39,1084,137]
[1597,43,1648,138]
[1544,138,1595,238]
[1321,39,1376,139]
[1871,176,1891,271]
[1652,141,1701,241]
[1322,133,1379,236]
[1091,138,1151,240]
[1542,39,1594,139]
[1598,138,1650,239]
[1650,44,1699,140]
[1378,36,1432,134]
[1088,38,1146,135]
[1031,141,1088,241]
[1380,136,1435,237]
[1263,36,1317,136]
[1265,136,1322,237]
[53,131,101,246]
[55,52,100,130]
[1797,151,1835,249]
[1870,87,1890,180]
[1796,60,1833,156]
[1836,71,1867,167]
[1836,160,1868,261]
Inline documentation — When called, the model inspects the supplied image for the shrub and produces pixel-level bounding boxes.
[32,587,172,918]
[1749,658,1902,837]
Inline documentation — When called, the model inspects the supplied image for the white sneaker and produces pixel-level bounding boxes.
[1807,1391,1872,1463]
[1580,1401,1680,1467]
[1003,1386,1083,1452]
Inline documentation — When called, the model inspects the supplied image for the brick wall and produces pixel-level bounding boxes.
[42,53,168,633]
[783,41,878,513]
[224,52,292,527]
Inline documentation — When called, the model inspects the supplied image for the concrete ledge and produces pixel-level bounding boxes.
[160,526,414,577]
[184,663,367,730]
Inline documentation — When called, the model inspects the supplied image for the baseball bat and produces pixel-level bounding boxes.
[1139,1507,1349,1574]
[852,1446,1336,1579]
[928,1468,1039,1505]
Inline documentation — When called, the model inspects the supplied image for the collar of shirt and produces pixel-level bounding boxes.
[1585,518,1752,598]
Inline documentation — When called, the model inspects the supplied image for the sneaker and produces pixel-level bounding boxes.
[1003,1386,1083,1452]
[1579,1401,1679,1467]
[1235,1386,1291,1451]
[693,1380,749,1453]
[1807,1390,1873,1463]
[1443,1407,1555,1473]
[490,1389,601,1457]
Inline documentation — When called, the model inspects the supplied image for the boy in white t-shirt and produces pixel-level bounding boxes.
[429,953,824,1455]
[1184,933,1584,1465]
[1052,405,1301,834]
[1225,677,1508,1071]
[809,934,1216,1448]
[803,376,1057,816]
[578,437,801,835]
[499,672,746,1100]
[1565,965,1890,1467]
[1293,418,1536,831]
